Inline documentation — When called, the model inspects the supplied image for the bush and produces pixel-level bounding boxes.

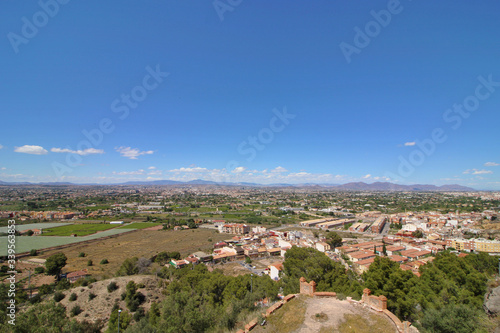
[78,252,86,257]
[100,259,109,265]
[55,278,71,290]
[38,284,54,295]
[69,293,77,301]
[34,266,45,274]
[70,305,82,317]
[88,293,97,301]
[30,249,38,256]
[107,281,118,293]
[54,291,65,302]
[87,260,93,266]
[28,294,41,304]
[133,307,146,321]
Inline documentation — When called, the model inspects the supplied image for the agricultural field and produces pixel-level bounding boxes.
[42,223,119,236]
[0,228,132,256]
[38,228,230,279]
[118,222,162,229]
[0,222,72,233]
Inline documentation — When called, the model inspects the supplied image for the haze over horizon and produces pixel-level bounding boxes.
[1,1,499,190]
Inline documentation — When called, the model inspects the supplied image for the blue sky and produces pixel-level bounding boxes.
[0,0,499,189]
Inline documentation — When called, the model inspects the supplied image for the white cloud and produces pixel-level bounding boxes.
[113,169,145,176]
[1,167,6,170]
[363,174,371,179]
[463,169,493,175]
[232,166,246,173]
[51,147,104,155]
[148,166,156,170]
[148,170,162,176]
[484,162,499,167]
[115,146,154,159]
[271,166,288,173]
[169,167,208,173]
[14,145,48,155]
[0,144,3,150]
[404,142,416,146]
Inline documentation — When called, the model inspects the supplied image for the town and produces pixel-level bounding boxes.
[1,184,500,332]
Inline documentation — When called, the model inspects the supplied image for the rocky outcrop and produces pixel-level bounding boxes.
[484,286,500,316]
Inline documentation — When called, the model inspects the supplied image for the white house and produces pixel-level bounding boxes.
[269,263,283,281]
[315,242,331,253]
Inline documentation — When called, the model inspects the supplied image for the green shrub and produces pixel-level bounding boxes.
[38,284,54,295]
[69,293,77,301]
[100,259,109,265]
[28,294,41,304]
[70,305,82,317]
[88,293,97,301]
[107,281,118,293]
[54,291,65,302]
[87,260,93,266]
[30,249,38,256]
[78,252,86,257]
[34,266,45,274]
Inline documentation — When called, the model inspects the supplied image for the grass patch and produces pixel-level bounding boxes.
[42,223,118,236]
[252,296,307,333]
[313,312,329,323]
[118,222,161,229]
[337,313,394,333]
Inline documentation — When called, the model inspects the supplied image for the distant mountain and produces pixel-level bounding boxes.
[335,182,475,192]
[0,179,477,191]
[120,180,182,185]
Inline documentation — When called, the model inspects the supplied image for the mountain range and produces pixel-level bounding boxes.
[0,179,476,191]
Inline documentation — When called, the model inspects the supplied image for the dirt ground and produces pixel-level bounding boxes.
[36,228,228,279]
[0,261,55,288]
[251,296,399,333]
[299,297,398,333]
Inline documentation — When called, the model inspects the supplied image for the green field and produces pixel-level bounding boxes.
[42,223,118,236]
[118,222,162,229]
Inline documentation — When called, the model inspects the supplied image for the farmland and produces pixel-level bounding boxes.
[118,222,162,229]
[42,223,119,236]
[38,228,229,279]
[0,222,72,233]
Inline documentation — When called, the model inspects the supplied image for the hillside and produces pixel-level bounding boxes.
[56,275,164,327]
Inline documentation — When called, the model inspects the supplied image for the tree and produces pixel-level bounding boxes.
[412,230,424,238]
[136,257,151,274]
[108,308,132,332]
[420,303,491,333]
[117,257,139,276]
[325,232,343,248]
[46,253,67,278]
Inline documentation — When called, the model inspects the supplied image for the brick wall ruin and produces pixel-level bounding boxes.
[362,288,387,310]
[299,277,316,295]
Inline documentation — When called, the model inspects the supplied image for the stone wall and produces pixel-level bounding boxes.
[299,277,316,295]
[360,288,415,333]
[362,288,387,310]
